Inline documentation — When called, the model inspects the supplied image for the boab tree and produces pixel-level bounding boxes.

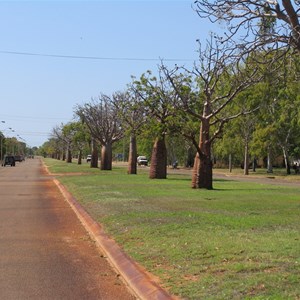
[61,122,88,164]
[51,123,70,162]
[39,137,61,159]
[75,94,123,170]
[67,121,90,165]
[133,70,178,179]
[112,90,146,175]
[163,40,262,189]
[194,1,300,52]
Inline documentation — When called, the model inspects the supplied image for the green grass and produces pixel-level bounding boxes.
[43,158,300,299]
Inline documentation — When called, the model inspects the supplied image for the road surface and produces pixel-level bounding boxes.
[0,158,135,300]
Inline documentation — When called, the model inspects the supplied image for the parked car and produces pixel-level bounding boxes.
[86,154,92,162]
[2,155,16,167]
[137,156,148,166]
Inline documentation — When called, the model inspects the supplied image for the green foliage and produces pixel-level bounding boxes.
[217,50,300,168]
[39,48,300,173]
[213,123,244,165]
[133,72,172,137]
[166,134,195,166]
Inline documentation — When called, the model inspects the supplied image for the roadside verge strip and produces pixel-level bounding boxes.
[53,178,178,300]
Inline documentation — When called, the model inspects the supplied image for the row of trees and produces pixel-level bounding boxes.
[0,134,29,160]
[39,1,300,189]
[39,47,300,189]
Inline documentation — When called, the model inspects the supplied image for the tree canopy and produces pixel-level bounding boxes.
[194,1,300,52]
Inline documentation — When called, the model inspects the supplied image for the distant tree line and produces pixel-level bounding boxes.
[0,135,35,160]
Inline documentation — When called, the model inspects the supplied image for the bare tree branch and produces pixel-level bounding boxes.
[193,1,300,51]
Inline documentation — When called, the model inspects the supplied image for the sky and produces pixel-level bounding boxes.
[0,0,221,147]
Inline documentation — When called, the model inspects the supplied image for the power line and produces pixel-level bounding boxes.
[16,131,50,136]
[0,50,194,62]
[0,114,71,122]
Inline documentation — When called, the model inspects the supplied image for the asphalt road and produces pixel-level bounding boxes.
[0,158,135,300]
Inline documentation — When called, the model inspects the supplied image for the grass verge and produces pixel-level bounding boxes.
[43,158,300,300]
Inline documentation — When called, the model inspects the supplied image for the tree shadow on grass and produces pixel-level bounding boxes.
[167,176,191,182]
[167,177,281,191]
[214,178,237,182]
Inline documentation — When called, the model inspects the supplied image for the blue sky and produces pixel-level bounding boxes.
[0,0,221,147]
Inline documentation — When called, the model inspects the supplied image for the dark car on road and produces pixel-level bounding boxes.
[2,155,16,167]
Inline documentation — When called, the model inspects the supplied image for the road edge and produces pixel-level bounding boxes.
[53,179,177,300]
[41,162,178,300]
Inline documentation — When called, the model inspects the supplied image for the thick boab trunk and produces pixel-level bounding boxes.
[91,139,98,168]
[149,137,167,179]
[101,143,112,170]
[66,148,72,163]
[128,134,137,174]
[192,152,213,189]
[56,152,61,160]
[191,119,213,189]
[78,150,82,165]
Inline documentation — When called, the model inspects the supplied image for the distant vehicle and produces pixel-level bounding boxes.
[14,155,24,162]
[137,156,148,166]
[86,155,92,162]
[2,155,16,167]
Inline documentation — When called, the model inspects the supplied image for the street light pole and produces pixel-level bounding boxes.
[0,137,2,162]
[0,121,5,162]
